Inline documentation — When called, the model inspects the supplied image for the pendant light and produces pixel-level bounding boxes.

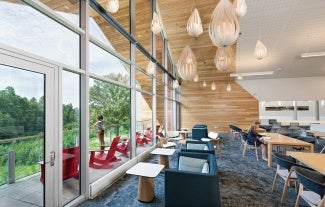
[226,83,231,92]
[208,0,240,47]
[254,40,267,60]
[106,0,119,14]
[151,11,162,35]
[193,74,199,82]
[202,80,207,87]
[214,46,234,71]
[187,8,203,37]
[177,45,197,81]
[211,82,217,91]
[173,79,179,89]
[146,61,155,75]
[233,0,247,17]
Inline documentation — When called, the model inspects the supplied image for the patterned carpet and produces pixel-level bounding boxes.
[80,133,322,207]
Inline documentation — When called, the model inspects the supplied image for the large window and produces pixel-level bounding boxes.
[88,77,131,183]
[62,70,80,203]
[0,1,80,68]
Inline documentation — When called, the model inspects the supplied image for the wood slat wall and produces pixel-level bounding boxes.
[180,80,259,133]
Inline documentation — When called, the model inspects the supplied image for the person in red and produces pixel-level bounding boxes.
[93,115,105,147]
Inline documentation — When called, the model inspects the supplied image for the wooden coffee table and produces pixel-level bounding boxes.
[151,148,175,169]
[126,162,164,202]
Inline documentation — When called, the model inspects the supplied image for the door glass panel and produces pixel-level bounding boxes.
[62,70,80,204]
[0,65,44,206]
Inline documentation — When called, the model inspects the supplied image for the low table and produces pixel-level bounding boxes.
[201,138,222,154]
[126,162,164,202]
[151,148,176,169]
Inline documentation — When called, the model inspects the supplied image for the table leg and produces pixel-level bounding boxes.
[268,143,273,167]
[137,176,154,202]
[158,155,169,169]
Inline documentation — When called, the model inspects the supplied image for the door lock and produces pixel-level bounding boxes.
[50,151,55,166]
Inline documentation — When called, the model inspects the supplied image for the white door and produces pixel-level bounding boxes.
[0,48,59,206]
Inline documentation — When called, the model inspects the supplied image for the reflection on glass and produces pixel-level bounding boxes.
[89,7,130,59]
[88,78,130,183]
[135,69,152,92]
[89,42,130,83]
[167,100,173,130]
[157,96,165,131]
[62,70,80,204]
[39,0,80,27]
[0,1,80,68]
[136,91,153,155]
[0,65,44,205]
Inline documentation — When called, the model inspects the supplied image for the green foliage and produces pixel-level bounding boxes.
[0,73,132,185]
[89,74,131,128]
[0,87,44,139]
[0,137,43,185]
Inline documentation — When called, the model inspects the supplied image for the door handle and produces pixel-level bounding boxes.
[50,151,55,166]
[44,151,55,166]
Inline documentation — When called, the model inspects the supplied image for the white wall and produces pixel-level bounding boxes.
[237,76,325,101]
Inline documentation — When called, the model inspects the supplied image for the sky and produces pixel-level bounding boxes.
[0,1,129,107]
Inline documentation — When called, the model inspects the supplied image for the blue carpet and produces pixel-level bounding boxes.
[80,133,317,207]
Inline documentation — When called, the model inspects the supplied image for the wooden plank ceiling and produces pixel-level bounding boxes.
[157,0,236,84]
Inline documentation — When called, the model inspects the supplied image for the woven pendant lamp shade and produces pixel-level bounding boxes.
[177,45,197,81]
[233,0,247,17]
[151,12,163,35]
[106,0,119,13]
[187,8,203,37]
[209,0,240,47]
[254,40,267,60]
[214,46,234,71]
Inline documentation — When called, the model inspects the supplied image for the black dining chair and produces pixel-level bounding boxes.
[294,166,325,207]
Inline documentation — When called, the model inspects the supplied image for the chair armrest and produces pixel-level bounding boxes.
[165,168,221,207]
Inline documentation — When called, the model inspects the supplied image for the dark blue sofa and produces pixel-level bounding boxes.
[165,151,221,207]
[191,124,208,141]
[180,140,215,155]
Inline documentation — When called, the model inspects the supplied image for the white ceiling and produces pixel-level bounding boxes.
[236,0,325,78]
[234,0,325,101]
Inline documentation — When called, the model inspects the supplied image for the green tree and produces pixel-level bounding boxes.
[0,86,44,138]
[89,74,130,135]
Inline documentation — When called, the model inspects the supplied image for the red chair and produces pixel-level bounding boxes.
[136,132,147,146]
[39,146,80,184]
[116,139,131,158]
[89,136,121,169]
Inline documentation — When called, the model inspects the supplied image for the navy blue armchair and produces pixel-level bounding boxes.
[165,151,221,207]
[191,124,208,141]
[180,140,215,155]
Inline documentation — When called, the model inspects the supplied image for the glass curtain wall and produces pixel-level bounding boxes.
[0,0,179,205]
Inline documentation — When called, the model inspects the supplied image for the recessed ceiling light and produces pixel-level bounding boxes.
[301,51,325,58]
[230,71,274,77]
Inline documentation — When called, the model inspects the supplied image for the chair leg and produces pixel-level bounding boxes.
[242,145,247,160]
[272,173,278,191]
[255,148,258,161]
[294,184,303,207]
[280,178,290,203]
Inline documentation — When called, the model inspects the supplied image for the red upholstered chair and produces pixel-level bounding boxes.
[89,136,121,169]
